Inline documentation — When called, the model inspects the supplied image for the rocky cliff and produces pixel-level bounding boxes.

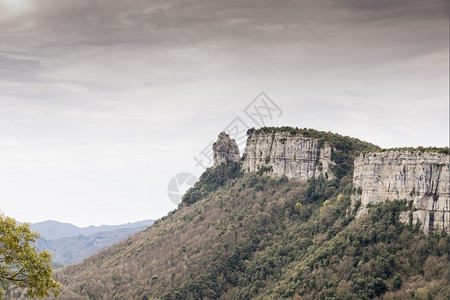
[352,151,450,234]
[214,128,449,234]
[213,132,240,166]
[241,131,334,180]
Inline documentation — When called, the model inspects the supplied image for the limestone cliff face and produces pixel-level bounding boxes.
[352,151,450,234]
[213,132,240,166]
[241,131,334,180]
[214,129,449,234]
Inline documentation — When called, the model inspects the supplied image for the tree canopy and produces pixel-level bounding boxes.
[0,213,61,298]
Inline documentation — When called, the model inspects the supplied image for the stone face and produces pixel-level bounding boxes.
[241,131,334,180]
[352,151,450,234]
[318,144,335,180]
[213,132,240,166]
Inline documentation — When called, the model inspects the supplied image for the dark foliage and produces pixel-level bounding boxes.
[364,146,449,155]
[182,161,243,205]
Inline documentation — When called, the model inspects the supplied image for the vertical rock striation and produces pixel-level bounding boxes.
[241,131,334,180]
[352,151,450,234]
[213,132,240,166]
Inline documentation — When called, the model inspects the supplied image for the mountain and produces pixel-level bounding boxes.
[35,227,152,265]
[30,221,81,240]
[30,219,155,240]
[28,127,448,299]
[30,220,154,265]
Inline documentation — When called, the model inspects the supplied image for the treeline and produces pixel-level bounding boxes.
[362,146,449,155]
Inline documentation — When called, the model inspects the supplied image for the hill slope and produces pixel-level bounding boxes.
[27,128,448,300]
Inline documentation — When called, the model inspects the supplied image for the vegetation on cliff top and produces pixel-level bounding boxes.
[362,146,449,155]
[247,126,379,151]
[247,126,380,180]
[248,126,449,155]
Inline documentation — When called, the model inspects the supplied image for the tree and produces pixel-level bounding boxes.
[0,213,61,298]
[392,273,403,290]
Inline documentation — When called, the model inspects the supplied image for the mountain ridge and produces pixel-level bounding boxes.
[30,219,154,240]
[35,227,152,265]
[29,219,154,266]
[21,127,448,300]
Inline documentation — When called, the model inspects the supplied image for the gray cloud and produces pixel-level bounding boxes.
[332,0,449,20]
[1,0,446,90]
[0,54,44,83]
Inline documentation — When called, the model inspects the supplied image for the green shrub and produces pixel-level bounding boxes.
[182,162,243,205]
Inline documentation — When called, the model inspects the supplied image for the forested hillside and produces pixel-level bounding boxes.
[20,130,448,300]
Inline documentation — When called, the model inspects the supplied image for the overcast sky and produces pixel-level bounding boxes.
[0,0,448,227]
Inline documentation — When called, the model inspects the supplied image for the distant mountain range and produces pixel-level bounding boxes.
[30,219,154,265]
[30,219,154,240]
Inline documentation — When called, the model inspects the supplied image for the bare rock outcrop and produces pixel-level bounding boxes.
[213,132,240,166]
[352,151,450,234]
[241,131,334,180]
